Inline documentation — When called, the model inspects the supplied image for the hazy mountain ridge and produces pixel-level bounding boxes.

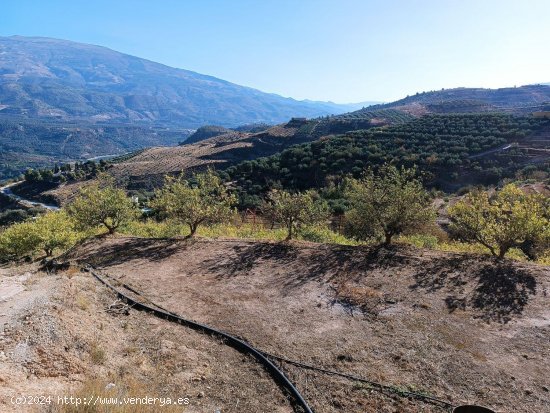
[0,36,372,127]
[369,85,550,115]
[1,36,549,182]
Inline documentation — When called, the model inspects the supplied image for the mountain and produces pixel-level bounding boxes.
[371,85,550,115]
[32,109,409,202]
[0,116,191,179]
[0,36,371,127]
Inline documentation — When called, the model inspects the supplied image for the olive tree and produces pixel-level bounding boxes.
[0,212,79,259]
[344,164,435,245]
[150,169,236,237]
[262,190,330,240]
[34,211,80,257]
[449,184,548,259]
[0,221,42,260]
[68,174,138,235]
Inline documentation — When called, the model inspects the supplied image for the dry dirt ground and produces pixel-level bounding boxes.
[0,259,292,413]
[53,236,550,413]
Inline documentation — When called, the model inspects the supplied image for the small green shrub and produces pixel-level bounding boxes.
[298,225,358,245]
[0,221,41,259]
[398,234,439,249]
[120,220,183,238]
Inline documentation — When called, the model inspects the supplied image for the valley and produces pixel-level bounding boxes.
[14,112,547,209]
[0,23,549,413]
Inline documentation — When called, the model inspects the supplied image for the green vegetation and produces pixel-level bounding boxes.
[0,220,42,260]
[33,211,80,257]
[449,184,549,259]
[0,211,79,259]
[261,190,330,240]
[0,207,40,226]
[24,159,109,185]
[307,109,414,138]
[1,162,548,265]
[150,169,236,237]
[68,174,139,235]
[119,220,356,245]
[225,114,549,208]
[344,165,435,245]
[0,192,43,227]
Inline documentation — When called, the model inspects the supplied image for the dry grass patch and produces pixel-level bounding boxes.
[75,294,90,310]
[89,342,106,365]
[334,283,385,314]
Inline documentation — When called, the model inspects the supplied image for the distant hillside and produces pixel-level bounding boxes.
[0,116,190,179]
[0,36,371,127]
[182,108,413,145]
[184,125,234,145]
[225,113,550,205]
[371,85,550,115]
[30,108,407,200]
[16,112,550,208]
[45,111,550,203]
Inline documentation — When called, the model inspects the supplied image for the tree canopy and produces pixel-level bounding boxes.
[68,174,138,235]
[262,189,330,240]
[449,184,549,259]
[150,169,236,237]
[344,164,435,245]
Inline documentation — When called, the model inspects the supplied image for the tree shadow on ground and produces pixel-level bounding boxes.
[205,243,301,278]
[410,256,537,323]
[72,237,190,268]
[204,242,413,295]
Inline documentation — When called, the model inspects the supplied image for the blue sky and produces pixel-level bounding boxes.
[2,0,549,103]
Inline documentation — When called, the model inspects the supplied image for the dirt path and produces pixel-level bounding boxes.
[0,182,59,210]
[0,265,69,413]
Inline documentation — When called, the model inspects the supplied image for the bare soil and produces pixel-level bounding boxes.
[0,260,292,413]
[62,236,550,413]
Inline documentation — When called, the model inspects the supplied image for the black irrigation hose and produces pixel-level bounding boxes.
[85,265,455,411]
[261,353,454,410]
[84,265,314,413]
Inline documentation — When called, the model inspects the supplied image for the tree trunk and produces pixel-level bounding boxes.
[188,223,198,238]
[286,222,293,241]
[104,222,116,235]
[497,246,509,260]
[383,232,393,245]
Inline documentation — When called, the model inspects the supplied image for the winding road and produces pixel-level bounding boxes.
[0,181,59,211]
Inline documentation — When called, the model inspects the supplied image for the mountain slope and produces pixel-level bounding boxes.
[0,116,191,179]
[225,114,550,201]
[0,36,371,127]
[370,85,550,115]
[98,109,410,190]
